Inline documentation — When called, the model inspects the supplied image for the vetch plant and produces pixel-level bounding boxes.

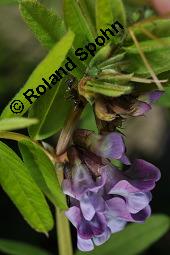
[0,0,170,255]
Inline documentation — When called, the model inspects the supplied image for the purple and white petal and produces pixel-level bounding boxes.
[65,206,81,228]
[93,228,111,246]
[97,132,125,160]
[109,180,151,213]
[72,164,95,199]
[80,193,96,221]
[132,101,151,117]
[131,206,151,222]
[127,192,152,214]
[90,213,107,236]
[106,197,148,223]
[77,235,94,252]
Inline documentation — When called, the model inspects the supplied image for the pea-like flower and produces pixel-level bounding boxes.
[63,146,160,251]
[73,129,130,164]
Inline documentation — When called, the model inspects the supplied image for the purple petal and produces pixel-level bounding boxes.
[77,212,107,239]
[80,192,105,221]
[62,179,74,198]
[65,206,81,228]
[77,236,94,252]
[109,180,151,213]
[105,206,126,233]
[80,193,96,221]
[132,101,151,116]
[88,169,108,193]
[98,165,123,194]
[63,164,95,199]
[106,197,146,223]
[90,213,107,236]
[97,132,125,160]
[149,91,164,104]
[125,159,161,191]
[106,197,133,221]
[78,221,94,239]
[127,192,152,214]
[73,130,125,160]
[120,154,131,165]
[93,228,111,246]
[131,206,151,222]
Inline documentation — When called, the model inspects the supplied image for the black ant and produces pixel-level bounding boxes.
[65,76,84,108]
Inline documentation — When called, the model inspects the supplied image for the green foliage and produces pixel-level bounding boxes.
[79,104,97,133]
[125,47,170,76]
[19,0,85,77]
[78,0,96,36]
[0,142,53,233]
[77,215,170,255]
[85,80,132,97]
[129,18,170,42]
[28,79,73,140]
[96,0,126,35]
[0,117,38,131]
[19,0,65,49]
[125,37,170,54]
[1,30,75,118]
[0,239,51,255]
[19,139,67,209]
[64,0,94,48]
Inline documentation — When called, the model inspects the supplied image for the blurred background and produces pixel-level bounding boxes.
[0,0,170,254]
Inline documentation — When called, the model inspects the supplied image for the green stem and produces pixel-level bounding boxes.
[56,105,84,156]
[56,208,73,255]
[56,165,73,255]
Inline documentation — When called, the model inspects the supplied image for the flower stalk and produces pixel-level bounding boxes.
[56,163,73,255]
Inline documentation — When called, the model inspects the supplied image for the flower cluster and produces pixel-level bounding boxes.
[93,90,164,131]
[62,130,160,251]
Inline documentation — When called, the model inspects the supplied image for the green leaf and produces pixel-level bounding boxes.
[1,30,75,118]
[19,139,67,210]
[19,0,85,77]
[19,0,65,49]
[79,104,97,132]
[124,47,170,76]
[96,0,126,33]
[86,80,132,97]
[0,239,52,255]
[124,37,170,54]
[78,0,96,36]
[28,78,73,140]
[129,19,170,42]
[77,215,170,255]
[0,142,53,233]
[0,132,32,142]
[64,0,94,48]
[0,117,38,131]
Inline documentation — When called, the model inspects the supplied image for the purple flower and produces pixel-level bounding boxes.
[104,90,163,119]
[63,146,160,251]
[73,129,130,164]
